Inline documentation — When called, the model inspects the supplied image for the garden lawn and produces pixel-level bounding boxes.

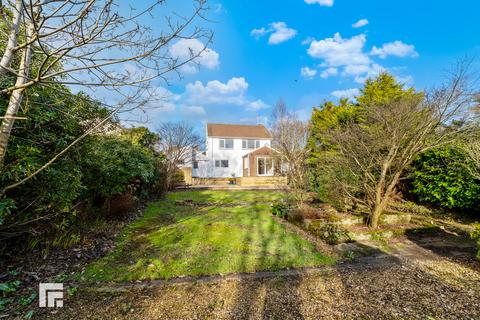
[80,190,335,282]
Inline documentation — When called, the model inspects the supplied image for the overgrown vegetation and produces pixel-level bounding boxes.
[80,190,334,282]
[307,71,478,227]
[0,83,165,254]
[0,0,210,257]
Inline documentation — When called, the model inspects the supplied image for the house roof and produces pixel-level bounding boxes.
[242,145,279,157]
[207,123,271,139]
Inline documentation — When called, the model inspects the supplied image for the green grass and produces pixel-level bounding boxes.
[80,190,335,282]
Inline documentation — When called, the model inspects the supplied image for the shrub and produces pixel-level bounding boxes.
[174,170,185,184]
[81,136,156,200]
[271,201,291,219]
[309,222,350,245]
[408,146,480,211]
[287,209,304,224]
[298,206,323,219]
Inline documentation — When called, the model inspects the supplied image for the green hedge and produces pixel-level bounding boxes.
[408,146,480,211]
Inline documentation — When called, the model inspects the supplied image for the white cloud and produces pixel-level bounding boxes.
[305,0,334,7]
[251,22,297,45]
[240,116,269,125]
[125,77,270,125]
[268,22,297,44]
[353,63,385,84]
[307,33,390,83]
[251,27,267,39]
[184,77,271,114]
[181,105,206,116]
[301,67,317,79]
[247,99,270,111]
[169,39,220,74]
[343,64,373,76]
[301,37,315,46]
[370,41,418,59]
[331,88,360,99]
[320,67,338,78]
[185,77,249,105]
[308,33,370,67]
[352,19,369,28]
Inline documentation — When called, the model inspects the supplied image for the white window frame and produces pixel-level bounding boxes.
[242,139,260,150]
[219,139,234,149]
[215,160,229,168]
[257,157,274,176]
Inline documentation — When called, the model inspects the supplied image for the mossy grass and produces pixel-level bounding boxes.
[79,190,335,282]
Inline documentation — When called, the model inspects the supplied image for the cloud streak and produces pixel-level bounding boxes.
[305,0,334,7]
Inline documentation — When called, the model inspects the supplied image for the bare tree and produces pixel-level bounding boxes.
[156,122,201,189]
[323,65,476,228]
[270,99,310,198]
[465,136,480,180]
[464,95,480,178]
[0,0,211,168]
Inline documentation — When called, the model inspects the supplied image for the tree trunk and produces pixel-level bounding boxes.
[369,198,387,228]
[369,171,403,228]
[0,22,33,168]
[0,0,23,76]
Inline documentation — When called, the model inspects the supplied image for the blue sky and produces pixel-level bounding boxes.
[129,0,480,132]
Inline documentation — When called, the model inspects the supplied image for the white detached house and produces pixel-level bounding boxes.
[191,123,280,180]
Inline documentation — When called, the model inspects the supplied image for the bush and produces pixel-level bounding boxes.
[271,201,291,219]
[174,170,185,184]
[309,222,351,245]
[287,209,304,224]
[0,82,164,253]
[471,223,480,261]
[81,136,156,200]
[408,146,480,211]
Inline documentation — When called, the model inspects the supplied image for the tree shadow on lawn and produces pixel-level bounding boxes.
[31,190,480,318]
[228,199,305,320]
[226,221,480,319]
[80,189,328,282]
[41,229,480,319]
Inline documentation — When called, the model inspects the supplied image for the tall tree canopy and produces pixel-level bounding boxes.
[309,71,475,227]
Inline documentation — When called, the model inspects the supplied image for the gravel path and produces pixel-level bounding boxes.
[36,236,480,320]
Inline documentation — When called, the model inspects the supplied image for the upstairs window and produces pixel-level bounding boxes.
[219,139,233,149]
[242,139,261,149]
[193,161,198,169]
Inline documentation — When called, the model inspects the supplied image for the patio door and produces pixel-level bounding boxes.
[257,157,274,176]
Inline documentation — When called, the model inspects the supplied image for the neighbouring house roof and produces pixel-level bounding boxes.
[207,123,272,139]
[242,145,279,157]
